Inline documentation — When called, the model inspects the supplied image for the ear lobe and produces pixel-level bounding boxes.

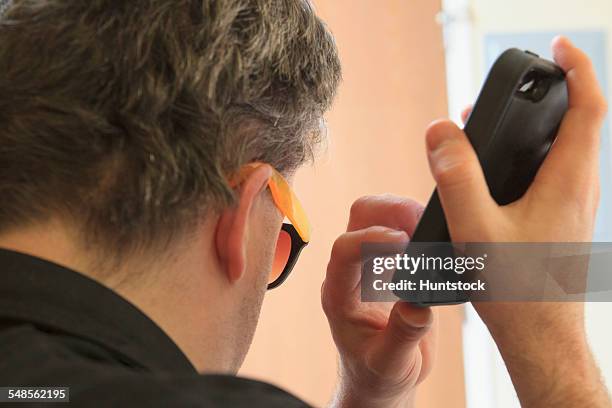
[215,165,273,286]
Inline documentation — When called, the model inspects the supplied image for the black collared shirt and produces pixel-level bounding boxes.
[0,248,311,407]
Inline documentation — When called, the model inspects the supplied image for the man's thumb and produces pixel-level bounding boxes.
[367,302,431,379]
[425,120,496,238]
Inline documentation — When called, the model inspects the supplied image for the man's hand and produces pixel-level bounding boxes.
[427,37,610,407]
[322,195,436,408]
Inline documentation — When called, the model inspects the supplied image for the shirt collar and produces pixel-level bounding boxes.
[0,248,196,374]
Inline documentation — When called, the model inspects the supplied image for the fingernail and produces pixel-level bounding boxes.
[390,230,409,240]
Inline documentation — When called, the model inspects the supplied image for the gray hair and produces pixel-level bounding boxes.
[0,0,341,264]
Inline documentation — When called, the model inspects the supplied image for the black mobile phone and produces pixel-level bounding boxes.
[393,49,568,306]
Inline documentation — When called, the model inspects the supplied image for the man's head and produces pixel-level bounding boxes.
[0,0,340,372]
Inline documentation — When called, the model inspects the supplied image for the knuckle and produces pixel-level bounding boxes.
[433,154,477,190]
[387,194,420,210]
[321,295,338,320]
[377,193,402,202]
[349,195,375,219]
[329,226,401,265]
[583,96,608,121]
[432,166,456,189]
[359,226,403,248]
[321,286,332,315]
[582,53,596,71]
[329,234,349,261]
[359,225,395,240]
[583,92,608,121]
[573,51,596,77]
[389,199,423,226]
[329,230,366,261]
[374,194,421,216]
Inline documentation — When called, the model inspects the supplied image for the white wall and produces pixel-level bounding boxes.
[442,0,612,406]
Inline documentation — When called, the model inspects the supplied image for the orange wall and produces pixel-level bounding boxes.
[240,1,466,406]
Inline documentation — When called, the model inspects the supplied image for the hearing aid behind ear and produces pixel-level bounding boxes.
[393,49,568,306]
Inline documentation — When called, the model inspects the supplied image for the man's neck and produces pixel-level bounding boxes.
[0,219,233,374]
[0,220,91,276]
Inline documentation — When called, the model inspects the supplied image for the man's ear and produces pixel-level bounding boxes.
[215,165,273,285]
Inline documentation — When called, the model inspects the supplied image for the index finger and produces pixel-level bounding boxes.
[347,194,424,237]
[322,226,408,313]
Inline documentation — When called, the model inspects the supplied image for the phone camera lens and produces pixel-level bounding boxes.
[517,70,550,102]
